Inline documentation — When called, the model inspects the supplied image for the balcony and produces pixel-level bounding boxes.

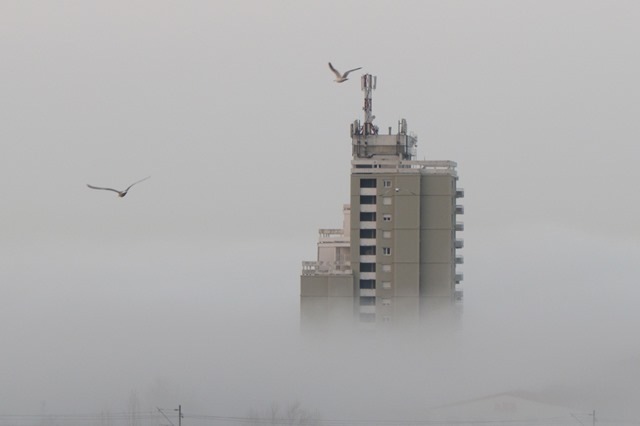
[455,222,464,232]
[455,239,464,249]
[360,289,376,297]
[455,255,464,265]
[456,188,465,198]
[360,221,376,229]
[455,205,464,215]
[319,228,343,238]
[360,255,376,263]
[360,238,376,246]
[455,273,464,283]
[318,228,348,244]
[359,305,376,314]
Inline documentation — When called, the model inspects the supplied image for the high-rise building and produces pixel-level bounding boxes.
[301,74,463,329]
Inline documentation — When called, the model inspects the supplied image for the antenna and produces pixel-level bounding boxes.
[361,74,378,135]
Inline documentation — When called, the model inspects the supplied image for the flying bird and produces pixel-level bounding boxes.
[87,176,150,198]
[328,62,362,83]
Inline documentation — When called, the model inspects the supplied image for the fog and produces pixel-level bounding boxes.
[2,1,640,424]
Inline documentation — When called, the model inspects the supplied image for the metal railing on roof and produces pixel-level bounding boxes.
[351,159,457,175]
[301,261,352,276]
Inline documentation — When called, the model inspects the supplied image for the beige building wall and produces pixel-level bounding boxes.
[301,275,354,297]
[390,174,421,297]
[419,174,457,300]
[300,274,355,330]
[347,168,461,325]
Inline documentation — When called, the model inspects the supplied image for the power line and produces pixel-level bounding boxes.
[0,410,638,426]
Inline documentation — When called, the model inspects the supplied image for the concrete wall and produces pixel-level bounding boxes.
[300,275,354,297]
[375,296,421,327]
[393,264,420,296]
[421,174,455,195]
[300,295,355,332]
[419,229,454,262]
[350,172,458,296]
[300,275,355,331]
[343,170,460,325]
[421,197,454,229]
[420,264,453,297]
[419,174,457,299]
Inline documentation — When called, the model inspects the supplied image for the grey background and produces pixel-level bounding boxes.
[2,0,639,422]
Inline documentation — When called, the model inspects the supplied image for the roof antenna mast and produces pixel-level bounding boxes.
[361,74,378,135]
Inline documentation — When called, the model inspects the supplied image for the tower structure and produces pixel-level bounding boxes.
[301,74,464,329]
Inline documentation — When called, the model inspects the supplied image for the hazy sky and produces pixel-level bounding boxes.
[2,0,640,423]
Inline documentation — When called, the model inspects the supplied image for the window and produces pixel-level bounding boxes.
[359,279,376,289]
[382,281,392,289]
[360,229,376,238]
[382,264,391,272]
[360,246,376,255]
[360,178,377,188]
[382,231,391,239]
[383,197,392,206]
[360,296,376,306]
[383,247,391,256]
[360,263,376,272]
[383,214,392,222]
[360,195,377,204]
[360,212,376,221]
[383,180,392,188]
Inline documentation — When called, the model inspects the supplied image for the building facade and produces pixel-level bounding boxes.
[301,74,463,329]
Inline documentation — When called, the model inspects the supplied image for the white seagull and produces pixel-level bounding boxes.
[328,62,362,83]
[87,176,150,198]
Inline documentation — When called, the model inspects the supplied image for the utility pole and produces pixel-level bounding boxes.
[175,405,183,426]
[157,405,182,426]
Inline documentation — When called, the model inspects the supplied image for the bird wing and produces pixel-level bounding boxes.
[124,176,151,192]
[87,184,121,193]
[328,62,342,78]
[342,67,362,77]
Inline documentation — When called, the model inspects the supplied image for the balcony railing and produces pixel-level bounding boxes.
[318,228,344,238]
[360,238,376,246]
[301,261,352,276]
[318,228,349,244]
